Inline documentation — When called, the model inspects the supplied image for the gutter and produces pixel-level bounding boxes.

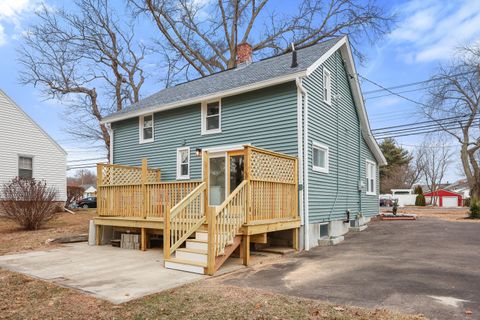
[296,77,310,250]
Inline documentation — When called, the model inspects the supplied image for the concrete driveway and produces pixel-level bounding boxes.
[218,218,480,320]
[0,243,204,303]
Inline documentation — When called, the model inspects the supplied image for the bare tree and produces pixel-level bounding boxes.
[424,45,480,199]
[67,170,97,187]
[417,137,452,205]
[18,0,147,159]
[130,0,393,83]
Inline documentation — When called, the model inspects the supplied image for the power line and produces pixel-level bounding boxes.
[67,157,107,163]
[362,71,476,95]
[371,114,472,132]
[358,74,430,108]
[374,124,468,139]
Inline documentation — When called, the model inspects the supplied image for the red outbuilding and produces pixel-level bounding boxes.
[424,189,463,207]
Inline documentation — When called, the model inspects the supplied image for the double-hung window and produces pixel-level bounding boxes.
[139,114,154,143]
[366,160,376,195]
[18,156,33,179]
[176,147,190,179]
[201,100,221,134]
[323,67,331,105]
[312,142,329,173]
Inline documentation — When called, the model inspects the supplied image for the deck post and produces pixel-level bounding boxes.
[207,206,215,275]
[164,204,171,260]
[203,151,209,217]
[141,158,148,219]
[95,224,102,245]
[293,227,299,251]
[141,228,147,251]
[97,164,103,215]
[294,158,299,218]
[244,146,251,224]
[242,234,250,266]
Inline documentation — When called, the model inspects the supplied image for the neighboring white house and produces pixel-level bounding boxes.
[0,90,67,205]
[391,189,417,207]
[83,186,97,198]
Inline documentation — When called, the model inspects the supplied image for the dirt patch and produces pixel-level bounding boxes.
[0,269,424,320]
[0,209,96,255]
[381,206,480,223]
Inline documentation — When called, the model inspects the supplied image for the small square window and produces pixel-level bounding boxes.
[18,156,33,179]
[312,142,329,173]
[177,147,190,179]
[139,114,154,143]
[202,100,221,134]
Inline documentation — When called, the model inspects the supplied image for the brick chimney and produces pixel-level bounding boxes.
[236,42,252,66]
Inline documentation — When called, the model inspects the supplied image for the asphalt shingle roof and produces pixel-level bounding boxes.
[105,37,342,120]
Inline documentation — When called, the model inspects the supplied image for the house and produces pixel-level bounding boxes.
[446,179,470,200]
[0,90,67,212]
[83,186,97,198]
[424,189,463,207]
[93,36,386,275]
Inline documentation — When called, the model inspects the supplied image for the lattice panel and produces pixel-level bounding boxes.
[99,164,160,186]
[249,149,295,184]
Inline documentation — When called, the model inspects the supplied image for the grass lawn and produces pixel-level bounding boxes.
[383,206,480,223]
[0,268,425,320]
[0,209,96,255]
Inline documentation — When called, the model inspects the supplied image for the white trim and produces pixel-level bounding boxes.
[102,71,306,124]
[201,144,248,153]
[176,147,190,180]
[295,78,305,227]
[306,37,347,76]
[201,99,222,135]
[322,67,332,105]
[0,90,67,155]
[107,124,114,164]
[139,113,154,144]
[312,141,329,174]
[300,77,310,251]
[366,159,376,195]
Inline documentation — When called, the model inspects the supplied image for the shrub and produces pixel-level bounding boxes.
[414,186,426,206]
[0,177,59,230]
[415,194,426,206]
[469,198,480,219]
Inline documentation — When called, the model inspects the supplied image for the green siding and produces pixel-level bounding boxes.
[112,82,299,180]
[304,51,379,222]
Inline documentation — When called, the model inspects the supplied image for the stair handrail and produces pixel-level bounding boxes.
[213,180,249,256]
[164,181,207,259]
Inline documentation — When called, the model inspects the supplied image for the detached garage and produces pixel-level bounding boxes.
[424,189,463,207]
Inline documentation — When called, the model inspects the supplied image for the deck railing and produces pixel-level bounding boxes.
[244,146,298,222]
[97,160,201,218]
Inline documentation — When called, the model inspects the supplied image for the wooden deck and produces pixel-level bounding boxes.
[94,146,300,275]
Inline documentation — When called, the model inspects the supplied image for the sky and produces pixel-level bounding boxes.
[0,0,479,182]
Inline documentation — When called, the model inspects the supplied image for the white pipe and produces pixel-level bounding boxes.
[295,78,304,228]
[296,77,310,250]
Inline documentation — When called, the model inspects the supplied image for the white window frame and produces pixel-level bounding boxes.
[312,141,329,174]
[176,147,190,180]
[323,67,331,105]
[201,99,222,135]
[18,155,33,179]
[139,113,154,143]
[366,160,377,195]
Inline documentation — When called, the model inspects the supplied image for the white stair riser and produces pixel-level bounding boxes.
[165,261,204,274]
[176,251,207,264]
[186,241,208,250]
[195,232,208,241]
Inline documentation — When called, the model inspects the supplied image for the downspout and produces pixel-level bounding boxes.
[295,78,304,227]
[296,77,310,250]
[358,122,363,214]
[328,53,340,221]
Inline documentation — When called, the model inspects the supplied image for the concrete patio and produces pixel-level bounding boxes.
[0,243,205,304]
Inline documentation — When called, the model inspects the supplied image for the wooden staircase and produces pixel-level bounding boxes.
[164,180,249,275]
